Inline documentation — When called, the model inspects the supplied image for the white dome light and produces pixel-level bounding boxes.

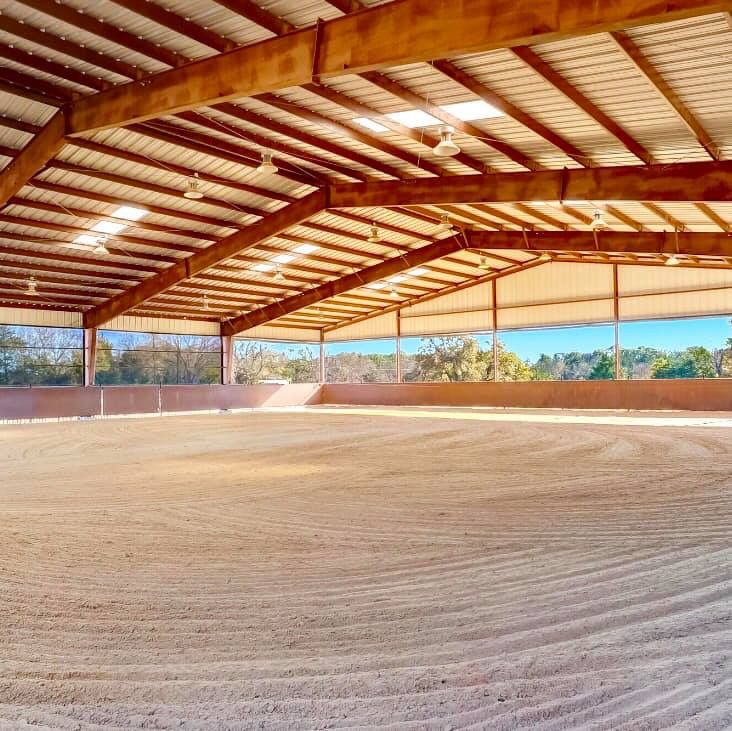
[478,256,491,270]
[26,277,38,295]
[665,253,682,266]
[436,213,454,233]
[433,125,460,157]
[93,237,109,255]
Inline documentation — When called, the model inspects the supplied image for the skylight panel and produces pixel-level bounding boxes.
[273,253,296,264]
[408,268,428,276]
[252,263,275,272]
[293,243,318,255]
[441,100,503,121]
[112,206,147,221]
[73,234,98,245]
[385,109,441,128]
[92,221,127,235]
[353,117,389,133]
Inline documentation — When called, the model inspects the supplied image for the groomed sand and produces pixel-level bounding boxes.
[1,408,730,729]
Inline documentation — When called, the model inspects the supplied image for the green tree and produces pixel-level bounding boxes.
[589,351,615,380]
[411,336,486,382]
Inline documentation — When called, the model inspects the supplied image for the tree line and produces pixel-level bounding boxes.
[233,332,732,384]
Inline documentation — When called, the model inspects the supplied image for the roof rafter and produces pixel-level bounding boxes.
[83,189,328,329]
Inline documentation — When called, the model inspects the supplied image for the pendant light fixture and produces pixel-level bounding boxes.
[93,237,109,255]
[367,223,382,244]
[26,276,38,295]
[590,209,607,230]
[183,172,204,199]
[273,265,284,282]
[257,150,278,175]
[433,125,460,157]
[436,213,454,234]
[478,256,491,270]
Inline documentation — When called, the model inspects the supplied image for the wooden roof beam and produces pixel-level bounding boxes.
[328,160,732,208]
[0,111,65,209]
[67,0,730,135]
[222,233,472,334]
[224,227,732,334]
[83,189,328,329]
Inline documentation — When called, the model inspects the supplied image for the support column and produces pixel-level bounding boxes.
[613,264,622,380]
[319,331,326,383]
[395,309,402,383]
[491,282,499,381]
[83,327,97,387]
[221,334,234,385]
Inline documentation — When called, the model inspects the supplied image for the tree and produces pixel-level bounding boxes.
[651,346,716,379]
[411,336,486,382]
[589,351,615,380]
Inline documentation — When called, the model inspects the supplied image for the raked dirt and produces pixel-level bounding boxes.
[1,408,730,729]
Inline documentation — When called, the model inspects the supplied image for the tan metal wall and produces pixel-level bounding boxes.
[321,380,732,412]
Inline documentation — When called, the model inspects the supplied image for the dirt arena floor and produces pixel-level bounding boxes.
[1,407,730,729]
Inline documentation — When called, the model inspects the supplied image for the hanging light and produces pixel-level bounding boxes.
[273,265,285,282]
[433,125,460,157]
[257,150,278,175]
[590,209,607,229]
[183,172,204,199]
[436,213,454,233]
[367,223,382,243]
[93,237,109,255]
[478,256,491,270]
[202,294,210,310]
[389,287,399,299]
[26,276,38,295]
[665,253,682,266]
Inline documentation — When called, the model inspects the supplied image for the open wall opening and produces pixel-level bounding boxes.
[233,339,319,384]
[0,325,83,385]
[619,316,732,379]
[96,331,222,385]
[324,339,397,383]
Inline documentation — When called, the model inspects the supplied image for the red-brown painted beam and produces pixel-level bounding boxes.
[67,0,730,135]
[0,111,65,208]
[83,190,328,329]
[328,161,732,208]
[222,234,472,334]
[222,228,732,334]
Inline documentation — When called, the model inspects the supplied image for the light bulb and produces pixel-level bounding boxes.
[665,253,681,266]
[433,125,460,157]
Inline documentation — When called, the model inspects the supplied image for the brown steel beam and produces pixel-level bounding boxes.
[0,111,65,208]
[83,190,328,328]
[222,228,732,334]
[222,234,472,334]
[328,161,732,208]
[67,0,730,135]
